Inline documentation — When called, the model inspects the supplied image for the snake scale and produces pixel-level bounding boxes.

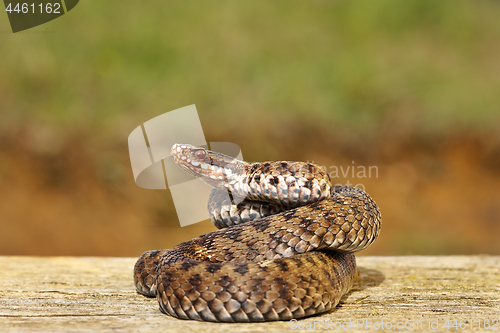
[134,143,382,322]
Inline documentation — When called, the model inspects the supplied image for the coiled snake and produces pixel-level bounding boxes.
[134,144,381,322]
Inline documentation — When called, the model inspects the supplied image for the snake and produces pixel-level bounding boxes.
[134,143,381,323]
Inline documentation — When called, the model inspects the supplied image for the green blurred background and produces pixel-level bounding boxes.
[1,0,499,257]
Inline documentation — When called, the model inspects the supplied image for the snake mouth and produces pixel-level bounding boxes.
[171,143,246,189]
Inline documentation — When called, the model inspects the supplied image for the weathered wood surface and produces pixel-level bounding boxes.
[0,256,498,332]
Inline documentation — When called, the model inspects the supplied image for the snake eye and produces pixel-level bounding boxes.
[195,150,206,160]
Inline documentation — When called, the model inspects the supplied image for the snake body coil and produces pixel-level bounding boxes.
[134,144,381,322]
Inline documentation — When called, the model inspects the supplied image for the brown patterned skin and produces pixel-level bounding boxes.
[134,144,382,322]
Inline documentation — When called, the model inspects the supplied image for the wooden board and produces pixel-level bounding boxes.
[0,256,498,332]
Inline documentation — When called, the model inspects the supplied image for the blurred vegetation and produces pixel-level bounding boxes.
[1,0,499,140]
[0,0,499,256]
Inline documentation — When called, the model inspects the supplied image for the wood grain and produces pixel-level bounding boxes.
[0,256,498,332]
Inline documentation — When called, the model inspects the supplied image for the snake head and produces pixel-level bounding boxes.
[171,143,246,189]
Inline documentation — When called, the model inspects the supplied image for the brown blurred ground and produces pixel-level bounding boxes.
[0,127,499,256]
[1,1,500,256]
